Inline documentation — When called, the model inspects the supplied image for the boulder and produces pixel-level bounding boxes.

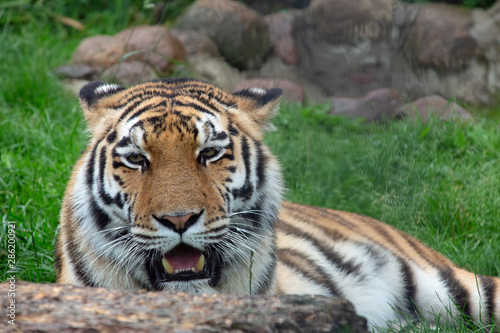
[292,0,498,104]
[309,0,393,44]
[265,10,299,65]
[329,88,404,122]
[403,3,476,70]
[186,54,244,91]
[115,25,186,74]
[53,64,98,80]
[255,57,328,104]
[173,0,270,69]
[235,78,305,104]
[242,0,310,14]
[292,0,398,97]
[0,281,369,333]
[71,26,186,77]
[101,61,157,86]
[398,95,472,122]
[72,35,125,69]
[171,29,220,57]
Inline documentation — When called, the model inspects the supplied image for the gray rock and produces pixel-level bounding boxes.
[53,64,98,80]
[70,26,186,78]
[399,95,473,122]
[101,61,157,86]
[171,29,220,57]
[186,54,244,91]
[72,35,125,69]
[330,88,404,122]
[291,0,499,105]
[402,3,476,70]
[115,25,186,74]
[173,0,270,70]
[265,10,300,65]
[242,0,310,15]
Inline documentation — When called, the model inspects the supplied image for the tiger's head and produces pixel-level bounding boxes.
[57,78,284,295]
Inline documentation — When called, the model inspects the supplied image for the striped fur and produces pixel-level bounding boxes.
[56,78,500,330]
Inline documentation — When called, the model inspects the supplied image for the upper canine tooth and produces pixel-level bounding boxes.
[195,254,205,273]
[162,258,174,274]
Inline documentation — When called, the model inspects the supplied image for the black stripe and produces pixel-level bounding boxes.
[86,145,98,189]
[397,257,420,318]
[174,101,217,117]
[97,147,124,209]
[228,123,239,136]
[117,99,145,122]
[399,232,440,268]
[277,248,341,296]
[116,136,132,148]
[54,244,63,277]
[213,131,228,141]
[282,208,347,241]
[231,137,254,201]
[479,275,496,322]
[439,266,472,320]
[278,222,361,277]
[125,100,168,124]
[66,239,97,287]
[85,141,111,230]
[253,140,266,188]
[89,198,111,230]
[289,207,359,235]
[113,174,124,186]
[106,131,117,143]
[203,225,227,237]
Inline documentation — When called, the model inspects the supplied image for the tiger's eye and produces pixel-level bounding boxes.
[127,154,144,164]
[201,147,219,158]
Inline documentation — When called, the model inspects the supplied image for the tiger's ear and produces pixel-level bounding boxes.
[233,87,282,131]
[79,81,126,134]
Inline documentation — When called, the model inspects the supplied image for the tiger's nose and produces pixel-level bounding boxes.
[154,212,201,233]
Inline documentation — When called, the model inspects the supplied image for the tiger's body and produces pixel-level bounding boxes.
[56,78,500,329]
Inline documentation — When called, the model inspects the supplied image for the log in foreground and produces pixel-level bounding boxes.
[0,281,368,332]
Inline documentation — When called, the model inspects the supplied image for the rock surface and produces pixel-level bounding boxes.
[59,0,500,107]
[171,29,220,57]
[399,95,473,122]
[185,54,244,91]
[70,25,186,86]
[173,0,270,69]
[403,3,476,70]
[330,88,404,122]
[0,281,369,333]
[265,10,299,65]
[101,61,157,86]
[292,0,499,104]
[114,25,186,74]
[72,35,125,69]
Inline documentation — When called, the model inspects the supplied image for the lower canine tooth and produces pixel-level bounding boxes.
[195,254,205,273]
[162,258,174,274]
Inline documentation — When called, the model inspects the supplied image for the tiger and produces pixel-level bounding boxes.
[56,78,500,330]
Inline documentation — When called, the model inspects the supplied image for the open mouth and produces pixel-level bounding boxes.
[146,244,217,287]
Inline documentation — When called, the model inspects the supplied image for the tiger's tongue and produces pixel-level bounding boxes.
[163,245,203,272]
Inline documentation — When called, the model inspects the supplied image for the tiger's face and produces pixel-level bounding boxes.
[64,79,283,294]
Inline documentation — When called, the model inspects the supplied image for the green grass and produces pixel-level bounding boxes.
[266,104,500,276]
[1,5,500,332]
